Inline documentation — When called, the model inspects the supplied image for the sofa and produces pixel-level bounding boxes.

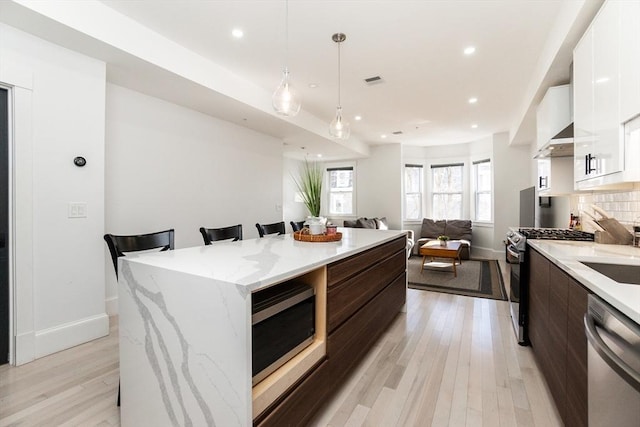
[343,217,414,257]
[413,219,472,259]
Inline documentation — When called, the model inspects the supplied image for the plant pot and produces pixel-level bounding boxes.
[439,240,447,246]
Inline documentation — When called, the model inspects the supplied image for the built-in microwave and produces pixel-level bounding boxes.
[251,282,315,385]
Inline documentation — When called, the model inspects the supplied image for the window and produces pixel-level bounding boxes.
[404,164,423,220]
[473,159,492,222]
[431,163,463,219]
[327,166,354,215]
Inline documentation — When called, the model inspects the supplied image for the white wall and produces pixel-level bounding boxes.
[355,145,403,229]
[493,133,533,252]
[283,158,309,227]
[0,23,108,363]
[104,84,284,312]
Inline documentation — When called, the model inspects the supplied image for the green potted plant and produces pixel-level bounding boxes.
[293,160,324,221]
[437,235,449,246]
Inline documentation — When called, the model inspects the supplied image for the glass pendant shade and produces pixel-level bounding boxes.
[329,106,350,139]
[272,67,301,116]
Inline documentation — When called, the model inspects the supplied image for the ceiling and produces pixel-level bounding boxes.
[1,0,601,160]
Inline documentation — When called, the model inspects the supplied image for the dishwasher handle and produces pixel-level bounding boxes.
[584,312,640,393]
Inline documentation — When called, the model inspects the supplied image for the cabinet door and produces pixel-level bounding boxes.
[620,0,640,122]
[566,278,590,427]
[547,264,568,423]
[537,159,550,191]
[592,0,622,177]
[528,249,550,378]
[573,28,594,183]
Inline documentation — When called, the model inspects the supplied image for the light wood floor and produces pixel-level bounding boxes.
[0,261,562,426]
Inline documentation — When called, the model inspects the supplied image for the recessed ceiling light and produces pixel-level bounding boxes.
[471,124,478,129]
[595,77,610,84]
[468,97,478,104]
[354,115,362,121]
[316,154,322,158]
[464,46,476,55]
[308,83,318,88]
[381,134,387,139]
[232,28,244,38]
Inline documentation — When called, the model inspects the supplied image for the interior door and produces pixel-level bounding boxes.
[0,88,8,365]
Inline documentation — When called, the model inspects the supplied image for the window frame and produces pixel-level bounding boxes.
[430,163,464,220]
[403,163,423,221]
[472,158,493,223]
[326,165,356,217]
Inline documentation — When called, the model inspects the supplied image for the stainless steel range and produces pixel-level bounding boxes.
[505,228,594,345]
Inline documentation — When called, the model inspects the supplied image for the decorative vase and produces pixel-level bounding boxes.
[305,216,326,235]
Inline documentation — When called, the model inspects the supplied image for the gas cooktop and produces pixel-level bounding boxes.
[518,228,595,241]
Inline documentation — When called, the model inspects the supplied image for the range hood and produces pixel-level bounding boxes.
[535,123,574,158]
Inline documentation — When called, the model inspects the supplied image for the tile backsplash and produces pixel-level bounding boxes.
[573,184,640,230]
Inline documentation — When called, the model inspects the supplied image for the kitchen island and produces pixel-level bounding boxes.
[118,228,407,426]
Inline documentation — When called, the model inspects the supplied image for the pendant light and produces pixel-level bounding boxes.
[272,0,301,116]
[329,33,350,140]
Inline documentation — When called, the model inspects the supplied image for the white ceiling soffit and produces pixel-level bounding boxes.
[1,0,599,155]
[509,0,603,146]
[0,0,368,161]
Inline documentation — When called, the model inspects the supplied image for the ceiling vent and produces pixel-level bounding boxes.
[392,131,403,135]
[364,76,383,85]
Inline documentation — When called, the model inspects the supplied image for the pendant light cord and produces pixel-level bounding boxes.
[337,40,341,107]
[285,0,289,67]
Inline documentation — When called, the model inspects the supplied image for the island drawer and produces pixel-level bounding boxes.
[327,236,406,287]
[327,248,406,333]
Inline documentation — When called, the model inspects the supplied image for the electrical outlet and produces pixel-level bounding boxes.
[68,202,87,218]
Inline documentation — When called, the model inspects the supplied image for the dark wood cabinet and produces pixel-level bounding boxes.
[566,277,589,427]
[528,249,550,377]
[527,247,590,427]
[256,236,407,426]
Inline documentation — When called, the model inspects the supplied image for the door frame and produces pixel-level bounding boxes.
[1,64,35,366]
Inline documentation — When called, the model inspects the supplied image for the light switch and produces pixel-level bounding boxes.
[68,202,87,218]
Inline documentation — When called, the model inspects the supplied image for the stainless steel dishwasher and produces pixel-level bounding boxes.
[584,295,640,426]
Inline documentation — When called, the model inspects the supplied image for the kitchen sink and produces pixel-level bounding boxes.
[580,262,640,285]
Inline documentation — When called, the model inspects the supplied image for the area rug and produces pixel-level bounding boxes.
[407,256,507,301]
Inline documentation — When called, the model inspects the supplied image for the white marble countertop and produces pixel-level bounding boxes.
[526,240,640,323]
[121,227,406,293]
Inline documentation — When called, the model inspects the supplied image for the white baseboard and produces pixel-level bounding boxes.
[15,331,35,366]
[105,296,118,316]
[34,313,110,359]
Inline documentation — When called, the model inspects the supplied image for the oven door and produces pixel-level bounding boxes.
[506,244,527,344]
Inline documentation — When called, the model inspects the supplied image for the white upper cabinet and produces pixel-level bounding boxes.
[574,27,594,183]
[536,85,571,151]
[592,0,621,178]
[619,0,640,123]
[573,0,638,190]
[537,157,574,195]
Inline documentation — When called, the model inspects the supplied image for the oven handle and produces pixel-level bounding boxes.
[584,312,640,393]
[506,244,522,264]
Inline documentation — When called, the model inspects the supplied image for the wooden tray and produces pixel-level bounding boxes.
[293,231,342,242]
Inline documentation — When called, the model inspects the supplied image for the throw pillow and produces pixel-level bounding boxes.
[375,217,389,230]
[420,219,446,238]
[356,218,377,229]
[343,220,358,228]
